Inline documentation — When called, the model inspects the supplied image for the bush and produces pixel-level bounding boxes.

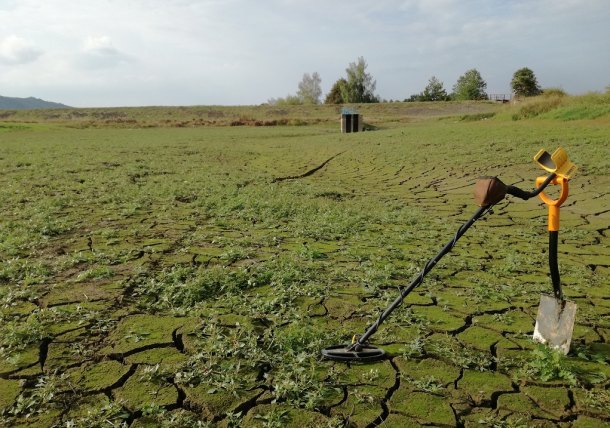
[541,87,568,97]
[511,94,564,120]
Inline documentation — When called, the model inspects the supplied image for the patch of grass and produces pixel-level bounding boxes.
[460,112,496,121]
[0,313,48,357]
[521,344,578,385]
[511,95,564,120]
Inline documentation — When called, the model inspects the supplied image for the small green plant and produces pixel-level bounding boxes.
[573,344,608,364]
[141,402,166,417]
[298,244,326,260]
[402,336,426,358]
[9,374,68,418]
[124,329,151,343]
[224,411,243,428]
[75,265,114,282]
[521,345,578,385]
[581,388,610,413]
[429,337,493,371]
[1,313,48,357]
[139,364,170,386]
[267,354,337,410]
[274,323,335,355]
[492,312,515,325]
[361,368,380,383]
[477,414,529,428]
[63,400,131,427]
[0,258,51,285]
[411,375,445,394]
[253,408,291,427]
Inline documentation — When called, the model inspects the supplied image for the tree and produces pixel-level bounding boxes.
[452,69,487,100]
[325,78,347,104]
[269,71,322,105]
[511,67,542,97]
[297,72,322,104]
[419,76,449,101]
[342,56,379,103]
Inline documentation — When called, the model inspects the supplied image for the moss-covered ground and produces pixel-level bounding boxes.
[1,100,608,426]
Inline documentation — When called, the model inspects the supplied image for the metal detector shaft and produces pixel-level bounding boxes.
[349,204,491,351]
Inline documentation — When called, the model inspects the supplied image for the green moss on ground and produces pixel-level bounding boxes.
[8,409,63,428]
[125,346,188,366]
[496,392,553,419]
[0,378,21,412]
[521,385,571,418]
[458,326,505,350]
[330,385,386,426]
[0,345,39,375]
[62,394,111,421]
[389,389,455,425]
[338,360,396,388]
[410,305,466,332]
[382,413,428,427]
[394,356,460,386]
[183,382,262,421]
[456,370,514,406]
[113,365,178,412]
[473,310,535,334]
[243,404,333,427]
[571,415,610,428]
[102,314,193,355]
[66,360,130,392]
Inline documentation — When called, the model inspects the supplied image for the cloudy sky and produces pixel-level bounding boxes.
[0,0,608,107]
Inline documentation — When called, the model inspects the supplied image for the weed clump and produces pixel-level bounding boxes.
[511,95,564,120]
[519,344,608,386]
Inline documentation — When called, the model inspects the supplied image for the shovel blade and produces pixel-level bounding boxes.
[533,294,577,354]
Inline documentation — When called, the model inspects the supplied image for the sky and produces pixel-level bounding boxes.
[0,0,608,107]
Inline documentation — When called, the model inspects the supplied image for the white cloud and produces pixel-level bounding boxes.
[78,35,131,69]
[0,0,608,105]
[0,35,42,65]
[83,35,118,55]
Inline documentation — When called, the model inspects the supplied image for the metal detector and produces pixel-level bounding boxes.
[322,149,576,362]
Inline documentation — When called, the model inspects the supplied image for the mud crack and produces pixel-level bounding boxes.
[366,358,401,427]
[272,151,345,183]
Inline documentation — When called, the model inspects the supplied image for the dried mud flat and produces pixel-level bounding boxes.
[1,120,608,427]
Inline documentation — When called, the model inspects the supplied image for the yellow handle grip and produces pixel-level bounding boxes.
[535,176,569,231]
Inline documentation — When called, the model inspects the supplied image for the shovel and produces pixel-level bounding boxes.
[532,149,578,354]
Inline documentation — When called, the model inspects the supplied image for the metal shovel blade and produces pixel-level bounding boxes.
[533,294,577,355]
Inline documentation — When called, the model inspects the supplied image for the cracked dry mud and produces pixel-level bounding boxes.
[1,120,609,427]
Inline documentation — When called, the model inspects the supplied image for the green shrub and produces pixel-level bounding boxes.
[512,95,563,120]
[541,87,568,97]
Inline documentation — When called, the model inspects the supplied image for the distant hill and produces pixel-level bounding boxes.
[0,95,70,110]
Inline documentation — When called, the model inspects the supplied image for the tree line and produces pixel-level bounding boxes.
[269,57,543,105]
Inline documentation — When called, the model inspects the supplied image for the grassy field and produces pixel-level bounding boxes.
[0,97,609,427]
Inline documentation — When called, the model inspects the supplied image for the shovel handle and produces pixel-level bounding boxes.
[536,176,569,232]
